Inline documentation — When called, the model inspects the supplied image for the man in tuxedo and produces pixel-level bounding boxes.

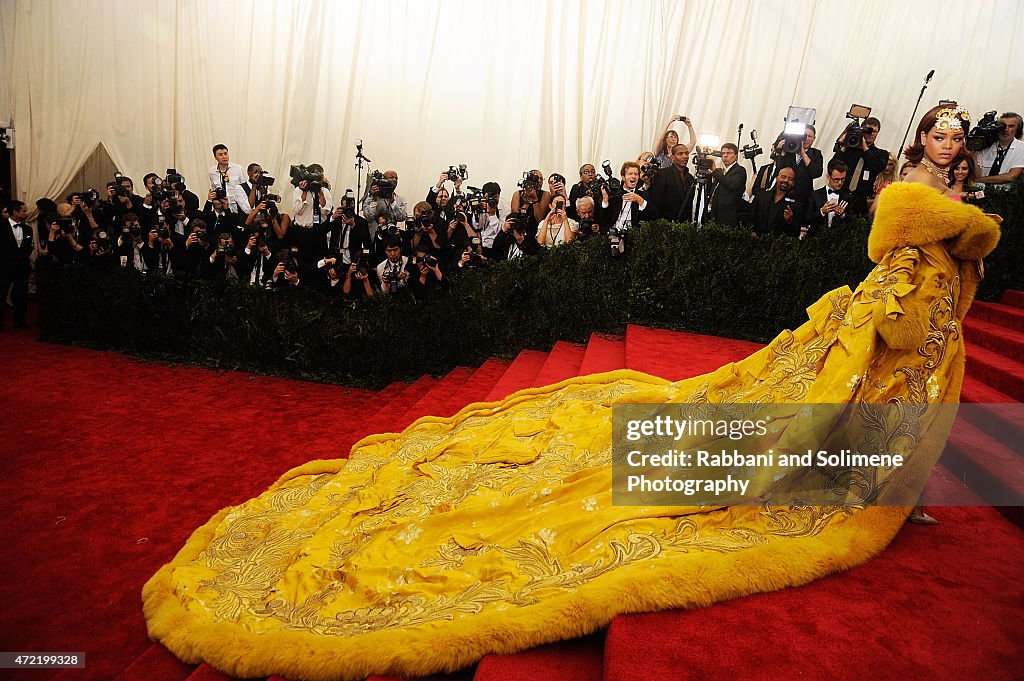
[600,161,655,232]
[1,200,34,329]
[708,144,747,227]
[805,161,850,237]
[649,144,695,222]
[829,116,888,216]
[313,197,372,274]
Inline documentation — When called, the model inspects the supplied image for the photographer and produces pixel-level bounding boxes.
[203,232,241,282]
[750,167,804,238]
[86,227,118,268]
[237,227,275,287]
[67,192,100,243]
[408,202,446,257]
[648,143,694,222]
[270,247,303,289]
[456,237,488,271]
[361,169,408,224]
[653,115,697,168]
[706,144,746,227]
[426,169,464,225]
[492,214,540,260]
[975,112,1024,187]
[599,161,654,236]
[245,199,291,255]
[115,213,151,272]
[46,207,87,265]
[104,175,144,225]
[470,181,506,258]
[536,196,578,248]
[574,197,603,239]
[446,210,477,269]
[376,237,410,295]
[568,164,599,222]
[409,247,447,301]
[829,116,888,216]
[292,176,334,228]
[805,160,850,237]
[341,254,379,299]
[182,220,213,279]
[207,144,252,214]
[149,214,185,276]
[240,163,263,209]
[316,192,371,266]
[510,170,551,237]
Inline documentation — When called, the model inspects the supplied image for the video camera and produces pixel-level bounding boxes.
[369,169,396,198]
[967,111,1005,152]
[290,164,326,195]
[691,135,722,185]
[446,164,468,182]
[835,104,873,151]
[740,130,763,162]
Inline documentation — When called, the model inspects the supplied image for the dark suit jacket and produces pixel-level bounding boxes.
[599,190,655,231]
[829,145,889,216]
[1,220,34,275]
[708,164,747,227]
[805,187,852,236]
[649,166,695,222]
[312,217,373,265]
[751,190,804,237]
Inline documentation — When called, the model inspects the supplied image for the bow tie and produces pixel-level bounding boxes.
[827,190,839,196]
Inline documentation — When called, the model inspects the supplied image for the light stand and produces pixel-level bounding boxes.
[354,139,371,202]
[900,69,934,154]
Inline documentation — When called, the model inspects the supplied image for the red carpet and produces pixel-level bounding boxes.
[1,292,1022,681]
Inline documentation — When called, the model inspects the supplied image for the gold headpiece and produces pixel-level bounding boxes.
[934,106,971,132]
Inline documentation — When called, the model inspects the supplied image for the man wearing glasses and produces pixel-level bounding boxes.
[829,116,888,216]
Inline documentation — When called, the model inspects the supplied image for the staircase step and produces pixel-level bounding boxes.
[578,333,626,375]
[923,464,987,506]
[365,671,474,681]
[443,358,512,415]
[533,341,587,386]
[371,376,440,431]
[625,325,761,381]
[963,317,1024,364]
[185,663,233,680]
[112,644,193,681]
[960,374,1017,404]
[965,342,1024,402]
[1000,289,1024,309]
[941,416,1024,506]
[405,366,476,420]
[484,350,549,402]
[473,634,604,681]
[970,300,1024,333]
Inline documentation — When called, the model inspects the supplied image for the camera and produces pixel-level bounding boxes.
[446,164,468,182]
[356,248,372,277]
[113,173,132,198]
[836,104,873,151]
[967,111,1005,152]
[213,187,227,200]
[278,247,300,274]
[422,254,438,268]
[380,260,403,284]
[56,217,74,234]
[217,238,234,257]
[597,161,623,196]
[518,171,542,192]
[252,222,271,249]
[290,163,326,194]
[191,226,208,244]
[128,224,142,238]
[740,130,763,162]
[157,225,170,240]
[608,226,624,256]
[691,148,720,184]
[579,217,599,235]
[778,106,816,155]
[962,189,986,202]
[507,211,531,232]
[165,169,187,192]
[639,160,659,184]
[254,171,276,187]
[369,169,396,198]
[94,231,112,252]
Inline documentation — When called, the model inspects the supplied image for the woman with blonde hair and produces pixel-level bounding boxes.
[867,152,899,214]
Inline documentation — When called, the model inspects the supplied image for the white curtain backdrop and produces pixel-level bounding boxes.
[2,0,1022,208]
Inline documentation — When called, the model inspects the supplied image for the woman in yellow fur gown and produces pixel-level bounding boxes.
[144,109,1000,681]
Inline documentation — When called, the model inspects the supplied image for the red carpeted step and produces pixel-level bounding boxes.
[184,663,233,680]
[533,341,587,386]
[624,325,761,381]
[473,634,604,681]
[1000,289,1024,309]
[965,342,1024,402]
[578,333,626,375]
[970,300,1024,333]
[443,358,512,414]
[940,417,1024,506]
[602,506,1024,681]
[365,670,474,681]
[404,366,476,419]
[960,373,1017,404]
[484,349,549,402]
[112,643,193,681]
[370,376,441,431]
[923,463,986,506]
[963,317,1024,364]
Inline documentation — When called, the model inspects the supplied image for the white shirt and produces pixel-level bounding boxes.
[473,211,504,249]
[976,137,1024,180]
[376,256,408,294]
[538,216,579,247]
[9,218,24,247]
[292,186,334,227]
[208,162,252,214]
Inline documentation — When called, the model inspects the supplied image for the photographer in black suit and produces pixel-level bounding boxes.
[805,161,851,238]
[707,144,746,227]
[829,116,888,216]
[1,200,34,330]
[648,144,694,222]
[599,161,654,231]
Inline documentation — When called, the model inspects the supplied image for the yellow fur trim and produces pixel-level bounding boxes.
[869,182,1001,263]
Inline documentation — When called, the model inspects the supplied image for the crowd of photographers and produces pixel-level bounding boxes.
[3,106,1020,323]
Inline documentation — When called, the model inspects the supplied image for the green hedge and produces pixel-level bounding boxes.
[36,185,1024,388]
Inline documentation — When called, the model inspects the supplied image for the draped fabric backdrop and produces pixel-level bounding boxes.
[1,0,1022,210]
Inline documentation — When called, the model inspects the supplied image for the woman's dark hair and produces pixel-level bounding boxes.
[949,155,977,186]
[902,105,971,163]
